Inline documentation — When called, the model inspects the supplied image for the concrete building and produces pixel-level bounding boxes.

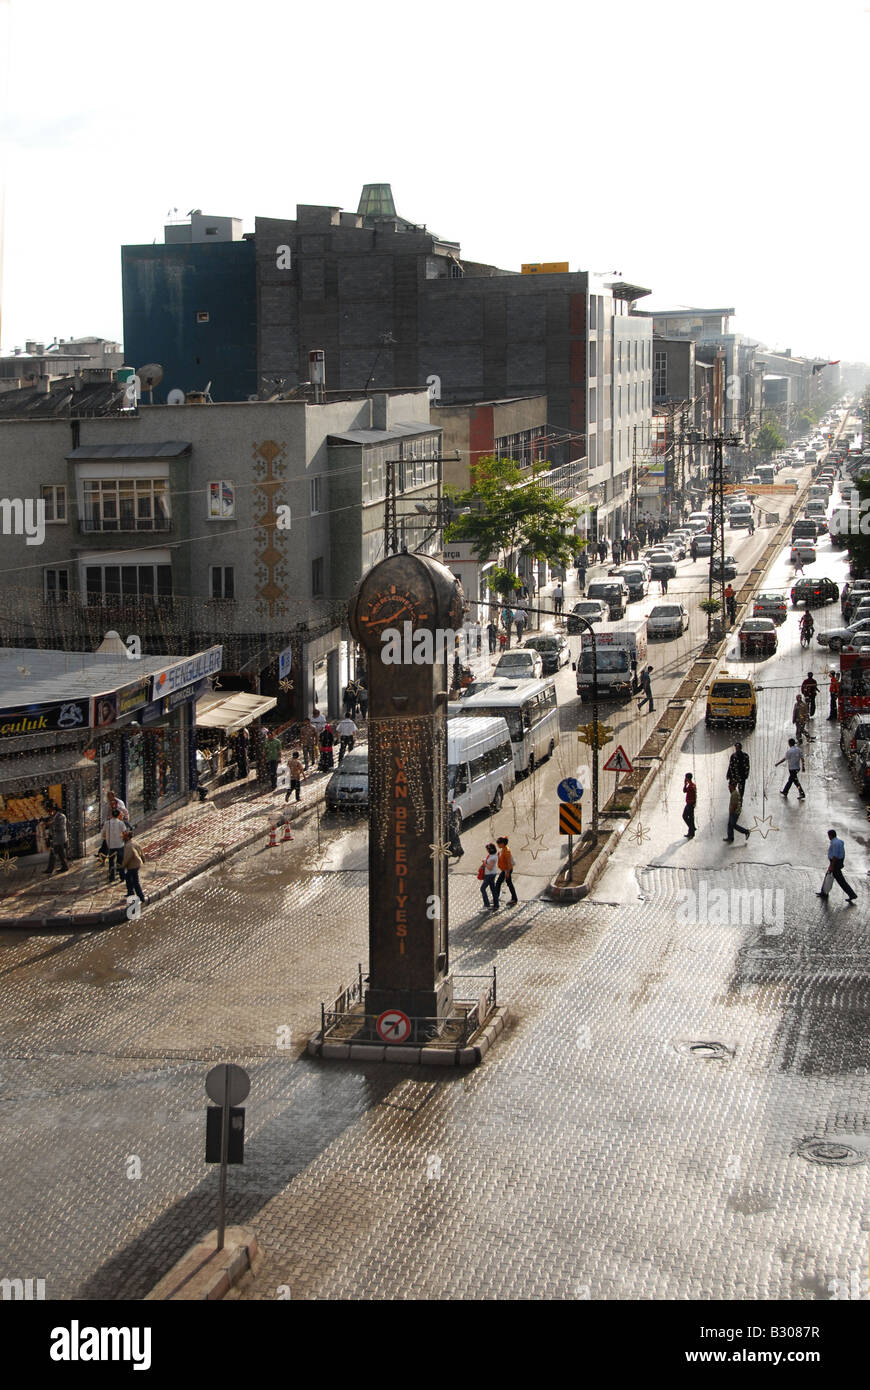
[0,380,437,718]
[433,394,550,491]
[0,337,124,393]
[121,214,257,404]
[123,190,652,545]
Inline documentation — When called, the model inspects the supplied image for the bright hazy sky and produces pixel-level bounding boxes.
[1,0,868,362]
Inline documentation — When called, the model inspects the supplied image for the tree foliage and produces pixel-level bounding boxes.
[444,456,580,573]
[756,421,785,457]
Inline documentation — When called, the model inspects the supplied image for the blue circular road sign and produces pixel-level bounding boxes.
[557,777,583,803]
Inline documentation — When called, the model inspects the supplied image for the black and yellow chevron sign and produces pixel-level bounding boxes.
[559,802,583,835]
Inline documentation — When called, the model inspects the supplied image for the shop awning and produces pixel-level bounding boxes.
[0,749,97,787]
[195,691,278,734]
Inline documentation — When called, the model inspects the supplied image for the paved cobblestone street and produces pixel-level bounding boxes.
[1,823,868,1299]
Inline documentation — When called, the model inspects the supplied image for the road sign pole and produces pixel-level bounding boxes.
[217,1070,229,1252]
[567,834,573,881]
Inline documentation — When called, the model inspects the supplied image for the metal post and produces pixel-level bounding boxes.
[567,834,573,881]
[216,1070,230,1252]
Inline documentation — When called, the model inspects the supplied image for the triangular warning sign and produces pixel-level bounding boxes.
[603,744,633,773]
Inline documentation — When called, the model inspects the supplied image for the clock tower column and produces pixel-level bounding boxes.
[349,553,465,1033]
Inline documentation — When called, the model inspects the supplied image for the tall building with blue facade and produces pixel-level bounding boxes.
[121,213,257,404]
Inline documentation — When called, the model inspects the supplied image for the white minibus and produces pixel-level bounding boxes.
[453,678,560,775]
[446,717,516,824]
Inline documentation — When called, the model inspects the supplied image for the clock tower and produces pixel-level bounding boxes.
[349,552,465,1033]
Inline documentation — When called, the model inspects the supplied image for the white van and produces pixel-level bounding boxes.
[575,617,648,697]
[447,717,515,823]
[454,679,560,775]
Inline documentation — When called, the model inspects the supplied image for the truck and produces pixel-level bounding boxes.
[575,617,648,699]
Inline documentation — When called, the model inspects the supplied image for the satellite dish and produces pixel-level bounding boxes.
[137,363,164,390]
[166,388,186,406]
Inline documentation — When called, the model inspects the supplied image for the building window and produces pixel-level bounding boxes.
[312,557,324,597]
[589,340,598,378]
[588,387,597,424]
[589,296,597,329]
[205,227,219,236]
[196,311,210,323]
[310,476,323,515]
[617,342,622,374]
[207,480,235,518]
[449,263,464,279]
[210,566,235,599]
[654,351,668,401]
[44,566,69,601]
[41,485,67,523]
[82,479,170,532]
[85,563,173,603]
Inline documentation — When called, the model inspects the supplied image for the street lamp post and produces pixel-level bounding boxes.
[573,614,600,838]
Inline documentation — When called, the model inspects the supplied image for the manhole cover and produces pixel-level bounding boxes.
[795,1138,867,1168]
[674,1039,734,1061]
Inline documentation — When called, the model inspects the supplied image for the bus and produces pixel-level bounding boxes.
[452,678,560,775]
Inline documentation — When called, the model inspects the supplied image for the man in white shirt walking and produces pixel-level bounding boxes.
[817,828,857,903]
[775,738,806,799]
[102,807,127,882]
[335,715,358,763]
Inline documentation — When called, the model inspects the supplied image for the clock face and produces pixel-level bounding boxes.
[358,583,430,642]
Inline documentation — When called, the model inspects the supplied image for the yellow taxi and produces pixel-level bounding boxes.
[705,672,757,730]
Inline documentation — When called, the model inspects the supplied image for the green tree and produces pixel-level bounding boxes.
[756,422,785,457]
[444,455,581,576]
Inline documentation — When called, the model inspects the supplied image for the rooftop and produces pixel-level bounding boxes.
[0,647,188,710]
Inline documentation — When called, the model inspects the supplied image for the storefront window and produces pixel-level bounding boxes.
[0,782,63,856]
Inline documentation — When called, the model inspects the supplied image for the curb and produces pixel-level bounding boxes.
[307,1006,510,1068]
[145,1226,260,1301]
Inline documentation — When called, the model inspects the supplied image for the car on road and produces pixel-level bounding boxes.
[792,519,820,541]
[567,599,609,632]
[662,534,688,558]
[738,618,778,657]
[752,592,788,623]
[325,748,369,812]
[705,674,757,729]
[805,502,827,519]
[523,632,570,673]
[647,602,690,638]
[790,542,817,565]
[816,618,870,649]
[790,576,838,606]
[584,579,628,620]
[694,534,713,556]
[493,649,544,681]
[842,580,870,619]
[646,550,678,580]
[684,517,710,534]
[612,565,648,600]
[711,554,738,579]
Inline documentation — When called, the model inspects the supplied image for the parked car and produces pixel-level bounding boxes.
[738,618,778,657]
[523,632,570,673]
[842,580,870,619]
[705,674,757,730]
[493,649,544,681]
[791,576,838,607]
[752,592,788,624]
[711,554,738,580]
[325,748,369,812]
[567,599,609,633]
[817,617,870,649]
[840,716,870,796]
[694,534,713,556]
[662,534,688,558]
[647,602,690,638]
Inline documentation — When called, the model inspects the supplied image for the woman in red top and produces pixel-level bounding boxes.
[682,772,697,839]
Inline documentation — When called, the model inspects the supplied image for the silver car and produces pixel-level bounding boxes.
[647,603,690,638]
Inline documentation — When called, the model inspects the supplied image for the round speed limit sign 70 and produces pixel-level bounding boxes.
[376,1009,412,1044]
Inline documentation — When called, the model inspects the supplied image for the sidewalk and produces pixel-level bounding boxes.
[0,751,346,930]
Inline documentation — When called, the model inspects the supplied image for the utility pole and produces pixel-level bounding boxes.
[631,425,638,536]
